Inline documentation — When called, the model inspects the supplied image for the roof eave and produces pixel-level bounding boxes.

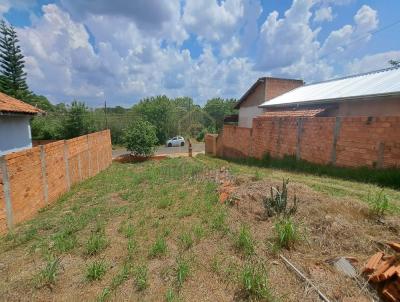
[259,91,400,108]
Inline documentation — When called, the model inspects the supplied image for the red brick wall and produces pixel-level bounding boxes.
[207,116,400,169]
[265,78,303,100]
[0,130,112,233]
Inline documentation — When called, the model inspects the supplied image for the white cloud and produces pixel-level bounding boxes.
[183,0,245,41]
[16,3,261,106]
[346,51,400,74]
[4,0,389,107]
[320,5,378,58]
[256,0,322,74]
[313,6,333,22]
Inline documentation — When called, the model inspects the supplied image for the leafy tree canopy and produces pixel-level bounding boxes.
[124,120,158,157]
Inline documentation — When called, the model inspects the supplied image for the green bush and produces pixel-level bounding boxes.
[123,120,158,157]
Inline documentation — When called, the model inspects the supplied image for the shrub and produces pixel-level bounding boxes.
[240,261,272,300]
[234,225,255,256]
[274,217,300,249]
[263,179,297,218]
[123,120,158,157]
[367,189,390,217]
[86,260,107,281]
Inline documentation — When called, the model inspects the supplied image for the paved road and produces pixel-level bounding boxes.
[112,142,205,158]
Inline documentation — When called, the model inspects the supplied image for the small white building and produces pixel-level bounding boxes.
[0,92,43,156]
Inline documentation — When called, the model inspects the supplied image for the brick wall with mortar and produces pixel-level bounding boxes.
[205,116,400,169]
[0,130,112,233]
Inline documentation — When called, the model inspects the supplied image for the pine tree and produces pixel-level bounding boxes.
[0,20,29,99]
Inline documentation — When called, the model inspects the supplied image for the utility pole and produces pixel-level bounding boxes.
[104,99,108,129]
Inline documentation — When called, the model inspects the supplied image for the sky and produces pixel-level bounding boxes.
[1,0,400,107]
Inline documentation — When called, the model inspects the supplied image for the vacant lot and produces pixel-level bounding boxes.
[0,155,399,301]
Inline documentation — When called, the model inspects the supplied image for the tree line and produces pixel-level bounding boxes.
[0,19,237,145]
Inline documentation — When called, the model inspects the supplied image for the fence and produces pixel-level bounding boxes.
[205,116,400,168]
[0,130,112,233]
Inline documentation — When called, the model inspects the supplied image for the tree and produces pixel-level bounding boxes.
[124,120,158,157]
[61,101,95,139]
[0,20,29,99]
[130,95,175,144]
[203,98,237,131]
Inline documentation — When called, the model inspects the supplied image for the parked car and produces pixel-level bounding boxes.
[166,136,185,147]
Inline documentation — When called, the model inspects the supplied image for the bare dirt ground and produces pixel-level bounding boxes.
[0,155,399,301]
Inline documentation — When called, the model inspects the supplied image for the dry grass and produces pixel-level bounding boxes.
[0,155,399,301]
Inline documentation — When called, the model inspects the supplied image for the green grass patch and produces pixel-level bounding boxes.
[85,232,108,256]
[86,260,107,281]
[274,217,300,250]
[149,236,167,258]
[234,225,255,256]
[35,256,61,288]
[134,264,149,291]
[178,232,193,250]
[176,257,190,288]
[240,261,273,300]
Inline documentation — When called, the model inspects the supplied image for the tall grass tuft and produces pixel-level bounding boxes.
[240,261,273,300]
[134,264,148,291]
[367,189,390,217]
[86,260,107,281]
[35,256,61,288]
[149,236,167,258]
[274,217,300,249]
[234,225,255,256]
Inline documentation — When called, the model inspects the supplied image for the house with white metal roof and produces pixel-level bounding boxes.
[259,67,400,117]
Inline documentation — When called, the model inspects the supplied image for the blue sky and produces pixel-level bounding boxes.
[1,0,400,107]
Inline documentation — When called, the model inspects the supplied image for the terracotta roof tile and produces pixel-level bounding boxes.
[263,107,327,117]
[0,92,43,114]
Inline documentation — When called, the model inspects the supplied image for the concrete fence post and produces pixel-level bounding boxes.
[330,117,342,165]
[39,145,49,204]
[296,118,304,160]
[0,156,13,229]
[63,140,71,189]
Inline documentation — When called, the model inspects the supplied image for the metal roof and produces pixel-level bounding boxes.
[259,67,400,107]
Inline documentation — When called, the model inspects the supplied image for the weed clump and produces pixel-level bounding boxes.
[134,264,149,291]
[178,232,193,250]
[367,189,390,217]
[263,179,297,218]
[274,217,300,249]
[86,260,107,281]
[176,257,190,288]
[234,225,255,256]
[35,256,61,288]
[86,232,108,256]
[240,261,273,300]
[149,236,167,258]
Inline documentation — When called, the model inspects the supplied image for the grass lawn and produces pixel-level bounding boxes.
[0,155,399,301]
